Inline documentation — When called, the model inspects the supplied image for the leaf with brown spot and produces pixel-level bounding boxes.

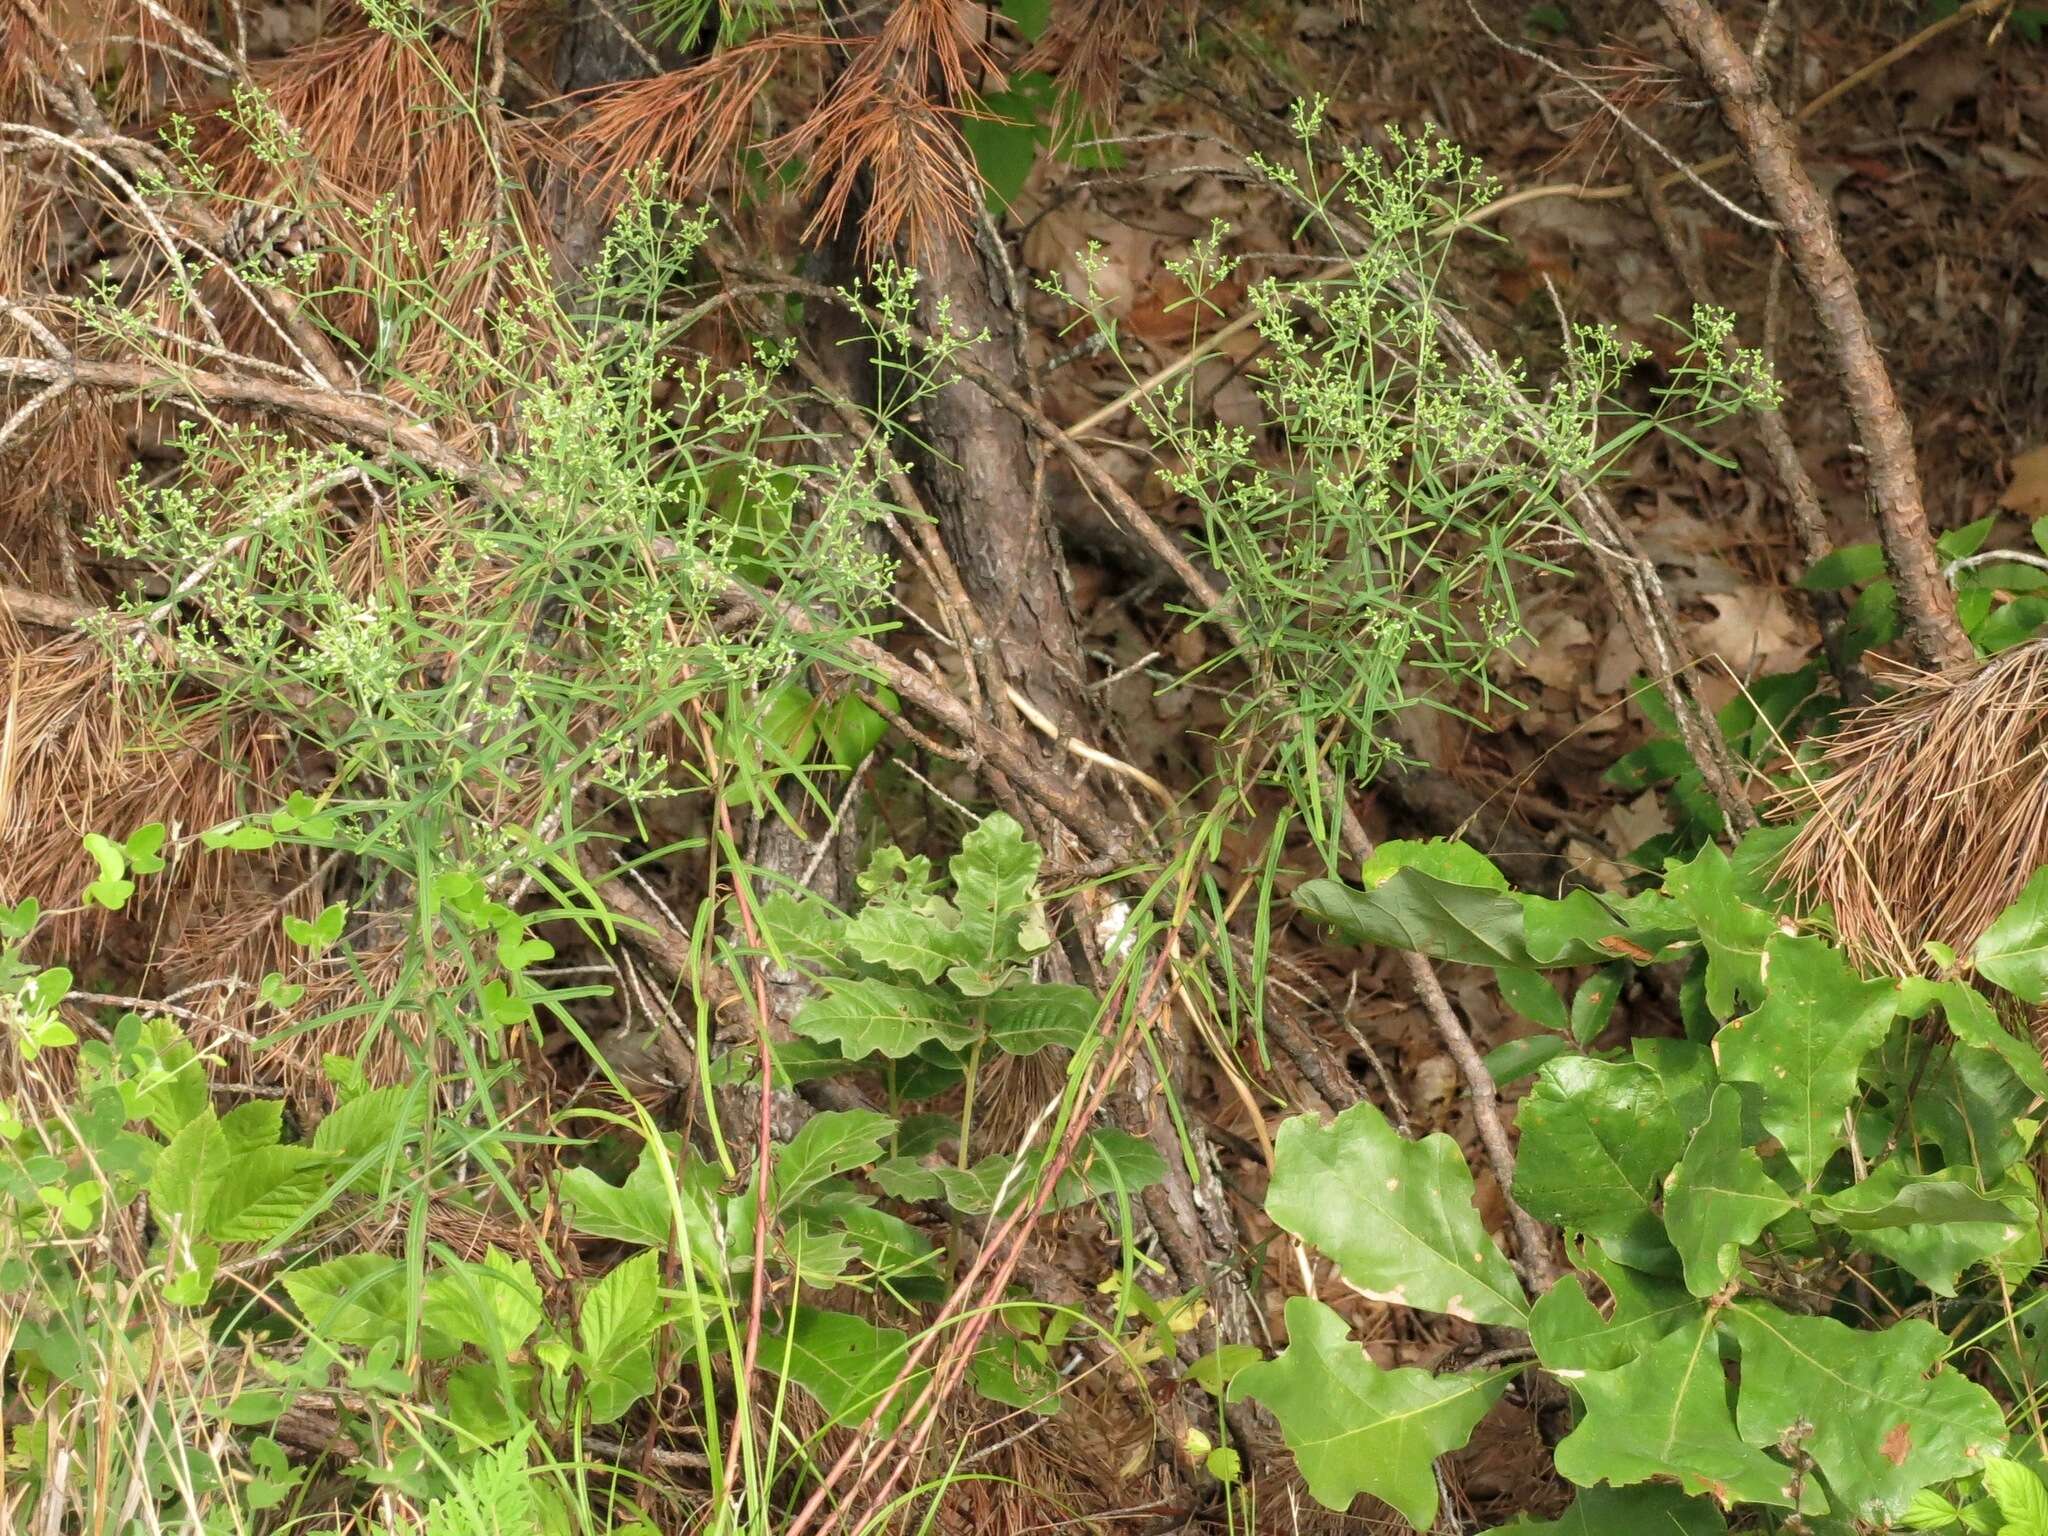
[1880,1422,1912,1468]
[1728,1305,2006,1524]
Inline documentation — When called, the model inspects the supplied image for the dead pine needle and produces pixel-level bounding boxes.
[1778,640,2048,972]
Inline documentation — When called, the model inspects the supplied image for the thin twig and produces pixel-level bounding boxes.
[1653,0,1973,670]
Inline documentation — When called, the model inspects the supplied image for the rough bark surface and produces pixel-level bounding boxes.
[1654,0,1972,670]
[912,234,1095,738]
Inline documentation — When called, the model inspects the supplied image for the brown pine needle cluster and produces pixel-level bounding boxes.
[565,36,797,202]
[1777,641,2048,972]
[1022,0,1171,122]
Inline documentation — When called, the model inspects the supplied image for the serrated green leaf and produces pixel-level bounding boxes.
[218,1098,283,1154]
[1663,1086,1794,1296]
[982,982,1097,1054]
[425,1249,544,1355]
[772,1109,894,1209]
[150,1109,228,1229]
[1514,1057,1683,1265]
[1554,1312,1804,1509]
[1985,1458,2048,1535]
[762,1305,924,1435]
[1266,1103,1528,1326]
[577,1250,662,1424]
[1727,1306,2007,1523]
[1489,1483,1727,1534]
[1228,1296,1505,1527]
[204,1145,333,1242]
[1974,868,2048,1004]
[1900,1488,1961,1531]
[311,1085,409,1161]
[282,1254,411,1349]
[792,977,977,1059]
[1717,934,1897,1185]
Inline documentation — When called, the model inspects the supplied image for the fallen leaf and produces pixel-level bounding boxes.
[2001,445,2048,520]
[1691,588,1809,675]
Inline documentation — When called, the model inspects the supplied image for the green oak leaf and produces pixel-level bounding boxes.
[981,982,1098,1055]
[1229,1296,1506,1529]
[761,1305,925,1434]
[1296,845,1533,970]
[1513,1057,1684,1265]
[1265,1103,1527,1326]
[1974,866,2048,1003]
[1554,1313,1807,1510]
[843,903,962,983]
[1878,1027,2036,1182]
[1663,844,1774,1018]
[1897,977,2048,1101]
[1663,1086,1794,1297]
[792,977,977,1059]
[1825,1163,2038,1296]
[771,1108,895,1209]
[1528,1262,1700,1375]
[1716,934,1896,1186]
[1489,1483,1727,1533]
[946,812,1047,989]
[1727,1305,2007,1523]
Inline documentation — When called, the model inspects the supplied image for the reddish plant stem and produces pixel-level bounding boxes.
[709,796,780,1506]
[1651,0,1972,671]
[782,947,1178,1536]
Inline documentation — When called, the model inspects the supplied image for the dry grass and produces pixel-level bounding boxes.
[1777,641,2048,971]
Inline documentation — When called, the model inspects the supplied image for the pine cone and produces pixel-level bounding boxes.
[221,202,323,274]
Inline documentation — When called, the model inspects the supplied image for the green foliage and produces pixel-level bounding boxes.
[1246,834,2043,1530]
[1264,1101,1527,1325]
[1229,1295,1507,1528]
